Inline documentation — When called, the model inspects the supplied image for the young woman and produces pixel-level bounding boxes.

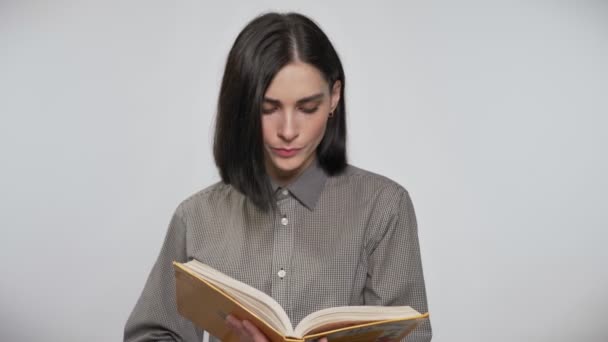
[124,12,432,342]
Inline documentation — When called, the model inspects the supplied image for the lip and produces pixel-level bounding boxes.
[271,147,301,158]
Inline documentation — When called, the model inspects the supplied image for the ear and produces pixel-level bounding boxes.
[330,80,342,112]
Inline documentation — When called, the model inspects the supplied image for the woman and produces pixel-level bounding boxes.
[124,11,432,342]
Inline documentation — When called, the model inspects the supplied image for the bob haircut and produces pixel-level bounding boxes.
[213,12,347,212]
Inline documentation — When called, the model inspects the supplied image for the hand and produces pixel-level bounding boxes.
[225,315,270,342]
[225,315,328,342]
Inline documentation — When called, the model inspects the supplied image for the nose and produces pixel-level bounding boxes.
[277,111,298,142]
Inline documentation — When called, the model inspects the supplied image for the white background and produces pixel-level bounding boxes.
[1,1,607,341]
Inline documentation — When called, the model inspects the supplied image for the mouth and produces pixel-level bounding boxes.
[271,147,301,158]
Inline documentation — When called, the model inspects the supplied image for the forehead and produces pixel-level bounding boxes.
[264,62,328,102]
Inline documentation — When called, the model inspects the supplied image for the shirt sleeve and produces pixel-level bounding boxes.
[363,188,433,342]
[124,205,204,342]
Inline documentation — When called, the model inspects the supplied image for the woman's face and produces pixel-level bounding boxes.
[261,61,341,185]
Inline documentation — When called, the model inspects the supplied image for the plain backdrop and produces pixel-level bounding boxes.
[1,1,607,341]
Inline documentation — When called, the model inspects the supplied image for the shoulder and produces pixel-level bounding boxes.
[330,165,417,238]
[329,164,411,199]
[172,180,241,217]
[324,164,414,214]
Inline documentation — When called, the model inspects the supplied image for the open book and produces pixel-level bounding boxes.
[173,260,429,342]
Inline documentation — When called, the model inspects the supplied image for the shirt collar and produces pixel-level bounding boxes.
[268,159,327,210]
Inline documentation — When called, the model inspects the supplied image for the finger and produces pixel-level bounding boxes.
[242,320,267,342]
[318,338,328,342]
[225,315,249,340]
[227,315,246,330]
[225,314,237,325]
[225,315,238,330]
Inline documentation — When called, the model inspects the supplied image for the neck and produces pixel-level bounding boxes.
[267,155,316,187]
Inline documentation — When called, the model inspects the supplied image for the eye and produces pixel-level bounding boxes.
[262,107,277,115]
[301,106,319,114]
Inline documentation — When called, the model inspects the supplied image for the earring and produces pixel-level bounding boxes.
[329,111,334,118]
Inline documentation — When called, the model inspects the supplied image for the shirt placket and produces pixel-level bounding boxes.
[270,187,295,316]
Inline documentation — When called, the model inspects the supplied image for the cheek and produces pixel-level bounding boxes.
[308,117,329,144]
[261,117,274,144]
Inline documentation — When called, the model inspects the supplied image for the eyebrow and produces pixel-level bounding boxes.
[263,93,324,105]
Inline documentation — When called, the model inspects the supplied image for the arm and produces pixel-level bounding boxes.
[364,188,432,342]
[124,205,203,342]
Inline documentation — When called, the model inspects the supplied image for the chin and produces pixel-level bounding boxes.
[270,157,306,174]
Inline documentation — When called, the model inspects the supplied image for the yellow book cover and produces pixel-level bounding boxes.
[173,260,429,342]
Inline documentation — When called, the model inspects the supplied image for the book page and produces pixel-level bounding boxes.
[183,260,295,335]
[294,305,422,337]
[303,318,422,342]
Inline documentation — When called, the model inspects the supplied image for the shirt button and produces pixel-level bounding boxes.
[277,269,286,278]
[282,189,289,196]
[280,217,288,225]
